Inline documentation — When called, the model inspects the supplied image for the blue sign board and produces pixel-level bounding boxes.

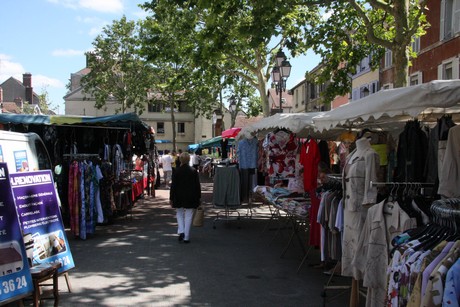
[0,163,34,304]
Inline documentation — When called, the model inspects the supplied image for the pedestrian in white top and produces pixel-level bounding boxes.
[161,150,173,188]
[190,151,200,170]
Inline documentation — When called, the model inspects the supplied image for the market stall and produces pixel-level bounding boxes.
[0,112,155,238]
[312,79,460,134]
[233,79,460,307]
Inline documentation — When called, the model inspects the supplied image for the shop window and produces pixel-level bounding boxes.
[178,122,185,133]
[157,122,165,134]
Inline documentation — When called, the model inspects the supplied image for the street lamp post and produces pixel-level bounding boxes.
[229,95,237,128]
[212,112,217,137]
[271,49,292,113]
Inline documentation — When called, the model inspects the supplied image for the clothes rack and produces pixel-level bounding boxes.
[63,153,100,160]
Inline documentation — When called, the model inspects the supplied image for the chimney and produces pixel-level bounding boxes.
[23,73,34,104]
[23,73,32,88]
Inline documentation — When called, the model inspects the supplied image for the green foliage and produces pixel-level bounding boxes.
[299,0,428,100]
[141,0,321,117]
[81,16,153,114]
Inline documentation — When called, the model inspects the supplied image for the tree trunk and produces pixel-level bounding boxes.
[392,46,409,88]
[256,71,270,117]
[392,0,410,88]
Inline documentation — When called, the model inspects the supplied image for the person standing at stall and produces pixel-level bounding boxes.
[161,150,173,189]
[190,151,200,171]
[170,152,202,243]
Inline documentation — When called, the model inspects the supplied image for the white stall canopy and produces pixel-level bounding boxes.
[237,112,327,140]
[312,80,460,134]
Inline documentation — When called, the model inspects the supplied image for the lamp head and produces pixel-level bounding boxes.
[275,50,286,67]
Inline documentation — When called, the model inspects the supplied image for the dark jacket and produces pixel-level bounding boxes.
[170,163,201,208]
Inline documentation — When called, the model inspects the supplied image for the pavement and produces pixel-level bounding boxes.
[21,173,363,307]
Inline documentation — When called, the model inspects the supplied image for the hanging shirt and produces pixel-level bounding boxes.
[443,258,460,307]
[237,137,258,169]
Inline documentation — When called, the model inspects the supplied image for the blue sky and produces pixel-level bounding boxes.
[0,0,320,115]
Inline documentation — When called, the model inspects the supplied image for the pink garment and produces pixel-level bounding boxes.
[68,161,81,237]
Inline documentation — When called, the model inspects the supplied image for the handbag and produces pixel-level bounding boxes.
[193,204,204,227]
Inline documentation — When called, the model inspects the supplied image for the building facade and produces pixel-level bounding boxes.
[383,0,460,86]
[64,66,233,152]
[0,73,41,114]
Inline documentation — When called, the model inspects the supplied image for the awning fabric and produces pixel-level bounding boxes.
[312,80,460,132]
[0,112,150,131]
[188,143,201,151]
[200,136,234,148]
[237,112,325,140]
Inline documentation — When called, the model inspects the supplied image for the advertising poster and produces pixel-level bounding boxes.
[13,150,29,172]
[0,145,3,162]
[0,163,34,304]
[10,170,75,274]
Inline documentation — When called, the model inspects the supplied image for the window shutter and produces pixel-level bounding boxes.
[454,0,460,34]
[418,71,423,84]
[452,57,460,79]
[440,0,446,40]
[352,88,359,101]
[438,63,444,79]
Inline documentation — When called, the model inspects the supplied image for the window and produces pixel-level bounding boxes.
[440,0,460,40]
[309,83,316,99]
[410,72,422,86]
[148,101,164,113]
[370,81,379,94]
[35,139,51,170]
[411,36,420,54]
[157,122,165,134]
[382,83,393,90]
[178,101,192,112]
[438,58,460,79]
[360,85,370,98]
[384,49,392,68]
[177,122,185,133]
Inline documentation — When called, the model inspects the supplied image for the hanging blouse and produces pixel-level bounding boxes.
[264,130,298,178]
[438,125,460,198]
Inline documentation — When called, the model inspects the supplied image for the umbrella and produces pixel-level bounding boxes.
[221,127,241,138]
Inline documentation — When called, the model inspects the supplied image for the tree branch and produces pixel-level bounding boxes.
[348,0,392,49]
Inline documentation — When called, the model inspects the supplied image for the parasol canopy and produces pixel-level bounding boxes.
[221,127,241,138]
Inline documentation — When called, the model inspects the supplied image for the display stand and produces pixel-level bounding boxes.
[212,164,241,229]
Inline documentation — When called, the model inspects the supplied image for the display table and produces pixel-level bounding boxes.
[29,262,62,307]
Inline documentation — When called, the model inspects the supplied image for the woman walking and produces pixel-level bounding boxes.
[169,152,201,243]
